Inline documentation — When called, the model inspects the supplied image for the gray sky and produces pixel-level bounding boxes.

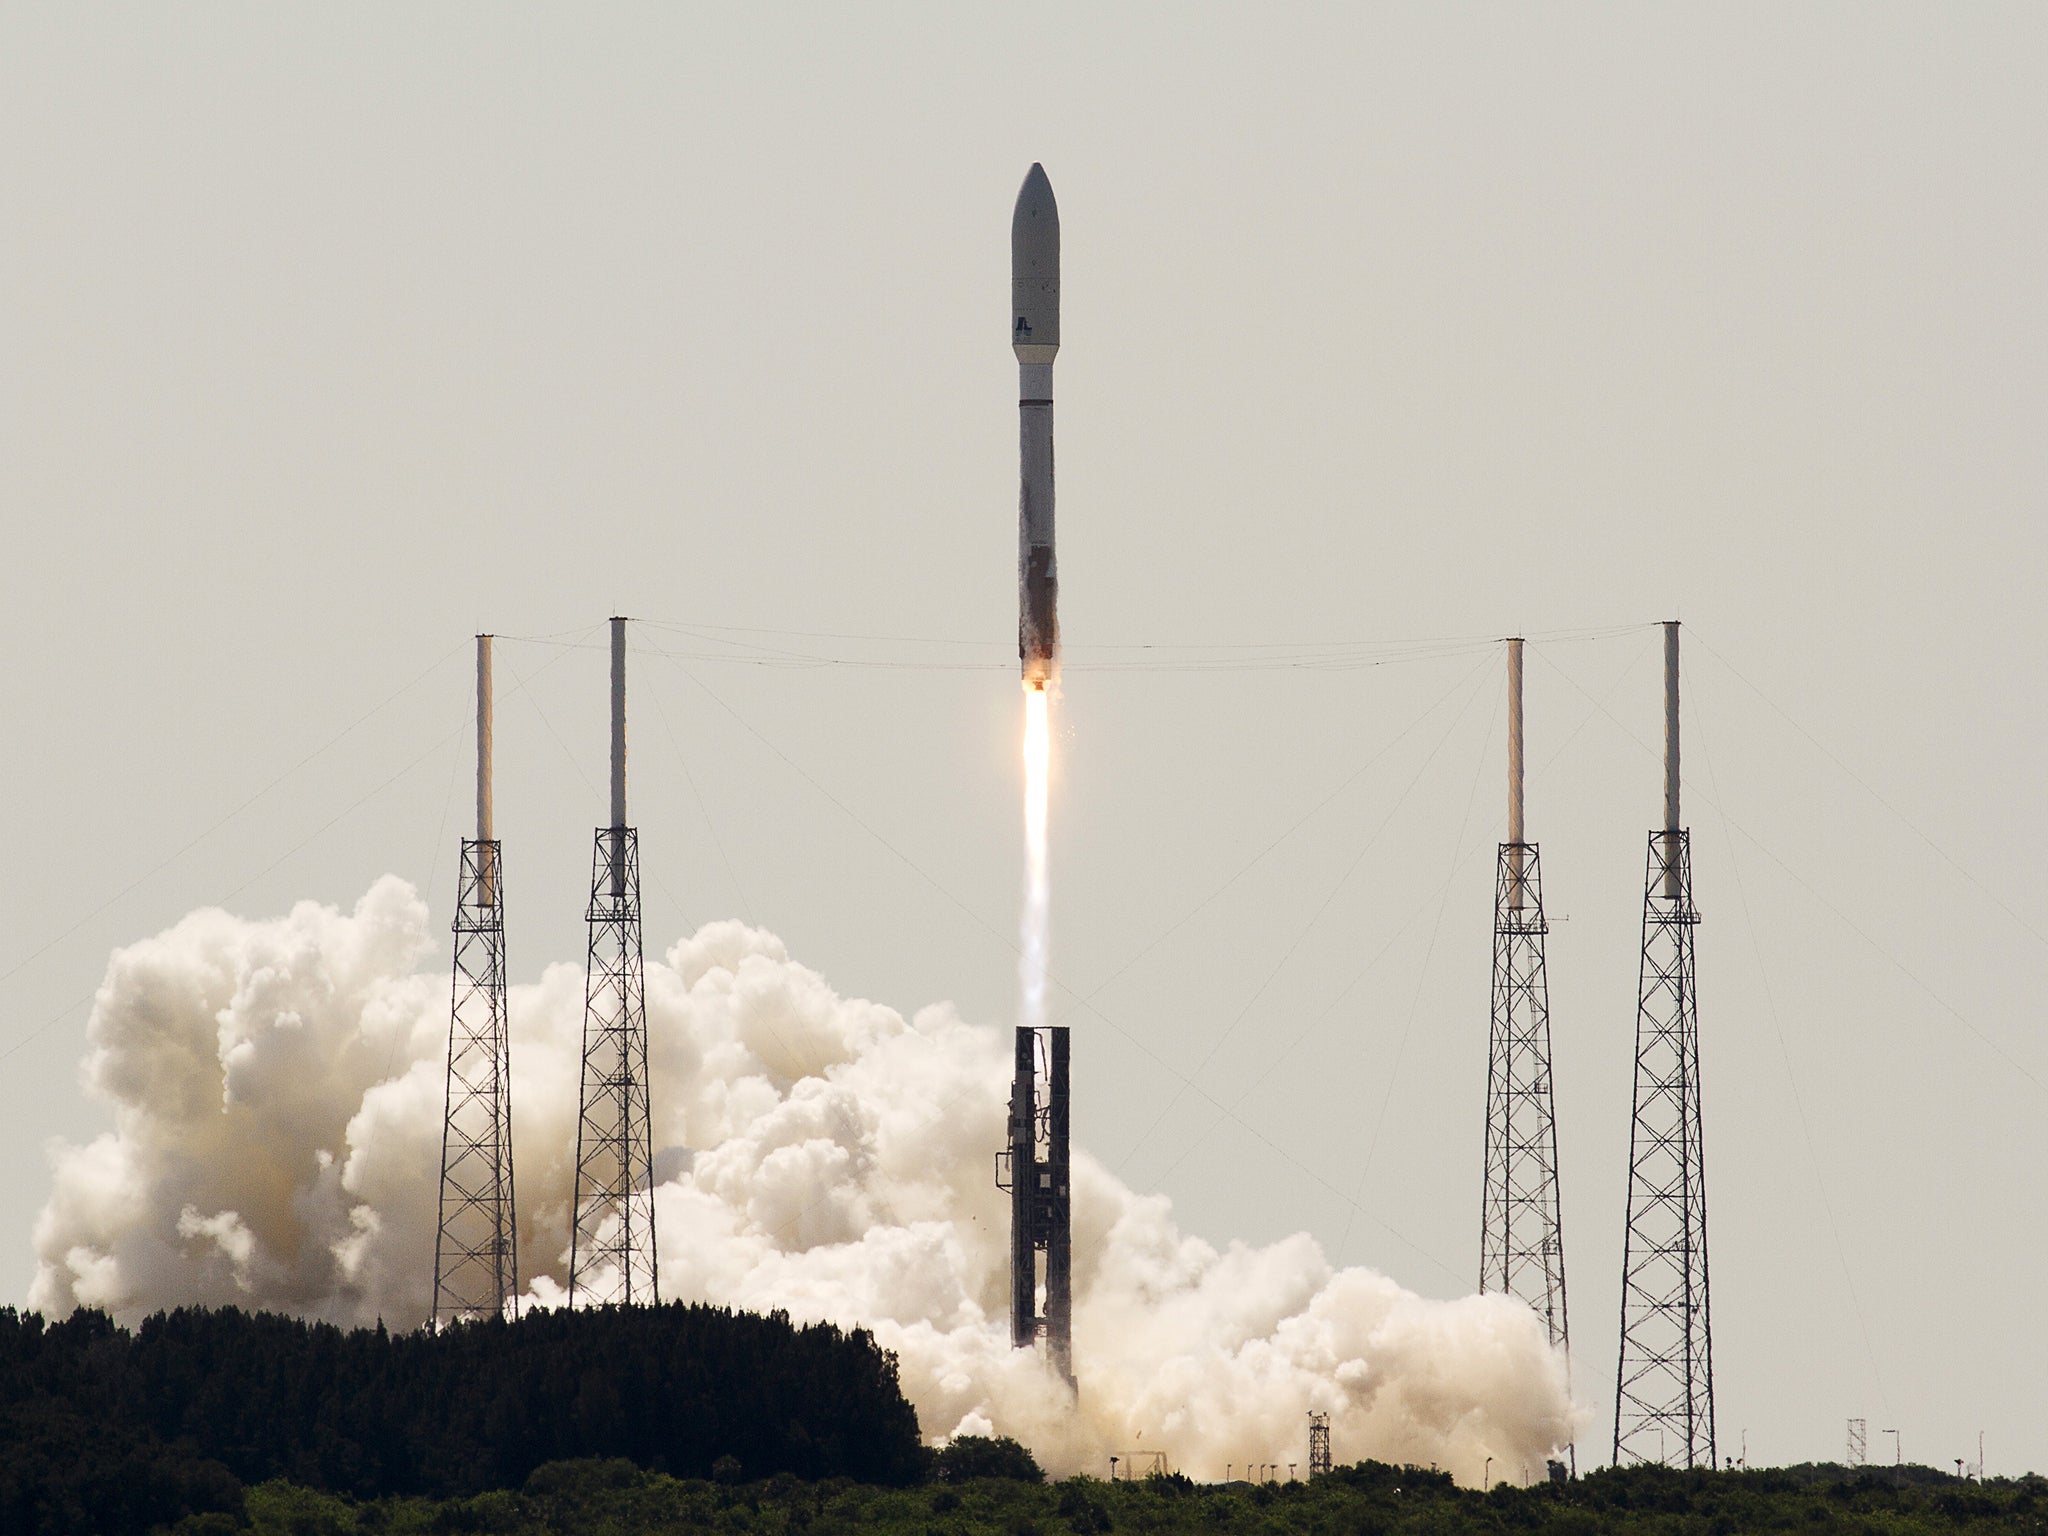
[4,2,2044,1475]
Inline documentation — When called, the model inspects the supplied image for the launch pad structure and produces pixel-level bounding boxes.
[1479,639,1572,1401]
[569,617,660,1307]
[1613,621,1715,1468]
[998,1024,1073,1386]
[433,635,519,1326]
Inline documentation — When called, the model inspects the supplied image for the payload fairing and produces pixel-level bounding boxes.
[1013,163,1060,688]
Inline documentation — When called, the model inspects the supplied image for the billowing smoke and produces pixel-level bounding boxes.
[31,877,1578,1482]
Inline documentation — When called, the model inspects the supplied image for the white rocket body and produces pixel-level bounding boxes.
[1013,163,1060,688]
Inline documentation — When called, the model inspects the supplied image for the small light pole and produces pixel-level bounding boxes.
[1485,1457,1493,1487]
[1110,1456,1118,1482]
[1289,1464,1297,1481]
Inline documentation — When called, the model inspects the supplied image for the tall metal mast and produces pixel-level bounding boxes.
[1479,639,1572,1367]
[569,616,659,1306]
[433,634,519,1326]
[1613,620,1715,1466]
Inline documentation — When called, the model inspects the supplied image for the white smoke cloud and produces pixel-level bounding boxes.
[31,878,1579,1482]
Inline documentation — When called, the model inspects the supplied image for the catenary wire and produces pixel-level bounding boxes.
[1337,661,1504,1267]
[1693,683,1894,1425]
[1115,653,1498,1182]
[0,637,470,992]
[654,653,1472,1287]
[1533,638,2048,1099]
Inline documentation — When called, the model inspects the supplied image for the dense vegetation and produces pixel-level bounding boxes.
[217,1458,2048,1536]
[5,1302,2043,1533]
[0,1302,922,1532]
[119,1458,2048,1536]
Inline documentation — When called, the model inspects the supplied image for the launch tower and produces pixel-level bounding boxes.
[433,635,519,1325]
[1479,639,1572,1365]
[997,1024,1073,1385]
[569,617,659,1306]
[1613,620,1715,1466]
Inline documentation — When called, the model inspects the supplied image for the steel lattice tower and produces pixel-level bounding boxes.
[1480,639,1572,1360]
[433,635,518,1326]
[998,1024,1072,1388]
[1307,1413,1332,1478]
[569,618,659,1306]
[1614,621,1714,1468]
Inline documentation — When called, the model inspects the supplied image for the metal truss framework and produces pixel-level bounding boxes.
[433,839,518,1326]
[569,827,659,1307]
[1614,829,1715,1468]
[1308,1412,1332,1478]
[997,1025,1072,1388]
[1480,841,1571,1355]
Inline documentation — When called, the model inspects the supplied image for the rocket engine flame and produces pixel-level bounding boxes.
[1021,684,1051,1035]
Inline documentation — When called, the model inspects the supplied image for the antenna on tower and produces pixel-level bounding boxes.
[1479,638,1573,1465]
[1614,620,1715,1467]
[569,617,659,1306]
[433,634,519,1326]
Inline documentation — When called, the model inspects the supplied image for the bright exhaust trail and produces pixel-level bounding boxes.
[1020,684,1051,1034]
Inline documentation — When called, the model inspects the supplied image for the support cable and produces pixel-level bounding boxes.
[1120,656,1498,1181]
[1693,690,1892,1424]
[1690,629,2046,952]
[1536,644,2048,1099]
[1055,650,1501,1018]
[1338,668,1504,1266]
[0,638,469,991]
[662,658,1469,1286]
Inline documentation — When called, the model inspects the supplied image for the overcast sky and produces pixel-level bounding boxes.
[3,2,2044,1475]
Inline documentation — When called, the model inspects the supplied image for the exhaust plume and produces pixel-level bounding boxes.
[31,878,1577,1481]
[1021,686,1051,1035]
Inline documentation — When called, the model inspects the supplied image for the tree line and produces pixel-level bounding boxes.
[6,1300,2041,1535]
[0,1301,924,1533]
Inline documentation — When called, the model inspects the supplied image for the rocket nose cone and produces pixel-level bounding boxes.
[1012,164,1059,358]
[1013,163,1059,229]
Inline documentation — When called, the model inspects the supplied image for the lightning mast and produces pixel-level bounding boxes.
[1479,638,1572,1364]
[1613,620,1715,1466]
[433,634,519,1326]
[569,617,659,1306]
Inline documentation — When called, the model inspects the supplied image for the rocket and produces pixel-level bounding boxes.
[1013,163,1060,688]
